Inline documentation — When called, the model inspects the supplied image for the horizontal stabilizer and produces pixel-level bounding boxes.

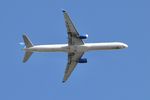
[23,52,33,63]
[23,34,33,48]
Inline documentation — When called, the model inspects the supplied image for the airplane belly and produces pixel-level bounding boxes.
[84,43,123,51]
[87,45,114,50]
[68,45,86,53]
[29,45,68,52]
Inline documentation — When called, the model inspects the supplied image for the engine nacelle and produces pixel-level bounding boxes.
[78,58,87,63]
[79,34,88,39]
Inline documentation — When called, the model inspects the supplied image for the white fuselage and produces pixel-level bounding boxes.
[24,42,128,53]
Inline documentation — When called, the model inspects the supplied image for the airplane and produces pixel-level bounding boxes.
[22,10,128,83]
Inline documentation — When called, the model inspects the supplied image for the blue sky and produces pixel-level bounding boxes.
[0,0,150,100]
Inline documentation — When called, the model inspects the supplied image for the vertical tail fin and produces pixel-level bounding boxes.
[22,34,33,63]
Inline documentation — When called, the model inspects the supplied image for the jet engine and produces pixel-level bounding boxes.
[78,58,87,63]
[79,34,88,39]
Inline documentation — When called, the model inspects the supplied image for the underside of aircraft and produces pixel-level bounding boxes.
[22,10,128,83]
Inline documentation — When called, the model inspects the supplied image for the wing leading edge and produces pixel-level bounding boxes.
[63,10,84,45]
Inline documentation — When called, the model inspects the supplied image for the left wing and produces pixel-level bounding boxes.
[63,10,84,45]
[63,52,84,83]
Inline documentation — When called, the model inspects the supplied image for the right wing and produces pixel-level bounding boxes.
[63,10,84,45]
[63,52,84,83]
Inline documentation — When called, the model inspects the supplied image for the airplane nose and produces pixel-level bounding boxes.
[123,44,128,48]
